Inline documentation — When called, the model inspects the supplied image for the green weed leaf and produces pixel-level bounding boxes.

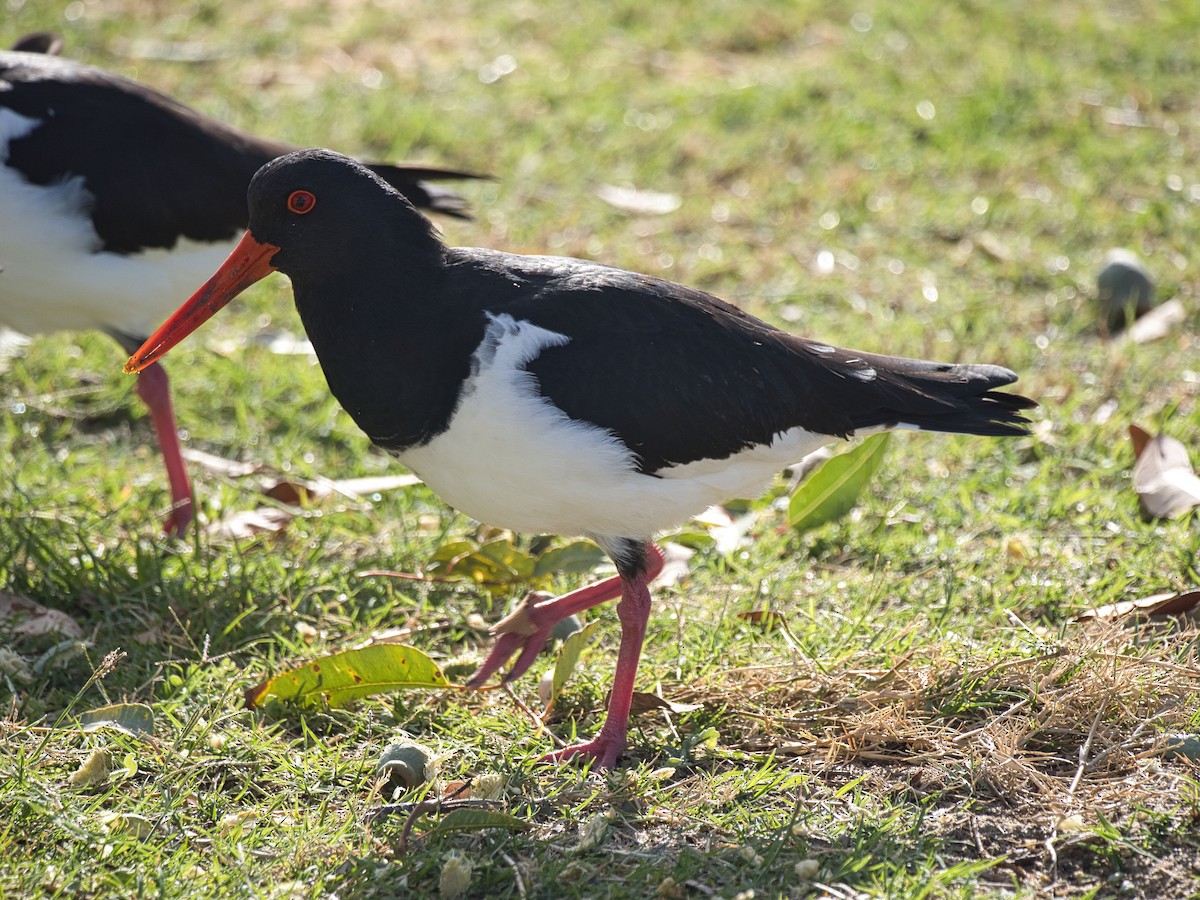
[788,434,891,533]
[422,807,531,839]
[549,620,601,706]
[77,703,155,738]
[533,541,607,578]
[245,644,450,709]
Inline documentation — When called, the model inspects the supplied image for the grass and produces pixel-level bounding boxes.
[3,0,1200,896]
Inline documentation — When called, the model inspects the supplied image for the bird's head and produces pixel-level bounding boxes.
[124,148,440,374]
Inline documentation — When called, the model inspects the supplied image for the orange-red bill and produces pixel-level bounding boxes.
[124,230,280,374]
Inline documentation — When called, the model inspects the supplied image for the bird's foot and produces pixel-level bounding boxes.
[464,591,561,689]
[162,499,194,538]
[465,575,626,689]
[537,732,626,770]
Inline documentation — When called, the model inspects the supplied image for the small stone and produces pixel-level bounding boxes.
[551,614,584,642]
[538,669,555,705]
[1056,813,1086,833]
[1097,248,1155,333]
[1162,733,1200,762]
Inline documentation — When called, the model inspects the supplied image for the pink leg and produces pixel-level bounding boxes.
[134,362,194,536]
[465,543,664,689]
[539,569,653,769]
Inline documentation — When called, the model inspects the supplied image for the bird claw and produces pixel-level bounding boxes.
[489,590,554,637]
[465,590,559,689]
[537,734,626,769]
[162,500,194,537]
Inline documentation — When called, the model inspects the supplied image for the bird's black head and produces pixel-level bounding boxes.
[245,148,444,285]
[124,148,446,375]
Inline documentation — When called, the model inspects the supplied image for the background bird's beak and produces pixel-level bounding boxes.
[124,231,280,374]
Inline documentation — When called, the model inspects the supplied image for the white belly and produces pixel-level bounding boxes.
[399,314,838,541]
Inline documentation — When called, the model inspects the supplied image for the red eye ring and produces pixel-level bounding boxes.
[287,190,316,215]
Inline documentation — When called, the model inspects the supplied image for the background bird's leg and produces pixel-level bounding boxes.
[465,542,663,688]
[538,558,654,768]
[134,362,194,536]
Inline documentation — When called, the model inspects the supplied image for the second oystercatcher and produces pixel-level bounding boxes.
[0,39,481,534]
[127,149,1035,767]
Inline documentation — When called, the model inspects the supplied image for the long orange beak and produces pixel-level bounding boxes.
[124,231,280,374]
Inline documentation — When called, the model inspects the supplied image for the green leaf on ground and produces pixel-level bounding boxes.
[548,620,601,708]
[533,541,607,578]
[77,703,155,737]
[788,433,891,533]
[421,808,532,839]
[245,644,450,709]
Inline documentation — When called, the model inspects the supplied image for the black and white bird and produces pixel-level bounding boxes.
[0,38,481,534]
[127,149,1035,768]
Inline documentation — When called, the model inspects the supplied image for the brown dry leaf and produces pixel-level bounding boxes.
[1129,425,1200,518]
[0,591,83,638]
[627,691,704,716]
[1129,424,1151,460]
[206,507,295,541]
[737,609,788,631]
[1076,589,1200,622]
[262,480,310,506]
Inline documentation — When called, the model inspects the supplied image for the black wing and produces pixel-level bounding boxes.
[479,259,1033,473]
[0,51,481,253]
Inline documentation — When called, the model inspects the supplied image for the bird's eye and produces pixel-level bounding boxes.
[287,190,316,215]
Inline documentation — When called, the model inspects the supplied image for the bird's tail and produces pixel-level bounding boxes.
[843,352,1036,438]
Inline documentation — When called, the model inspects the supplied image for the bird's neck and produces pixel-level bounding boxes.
[290,254,486,452]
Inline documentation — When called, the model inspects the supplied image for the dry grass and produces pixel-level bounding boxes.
[684,619,1200,802]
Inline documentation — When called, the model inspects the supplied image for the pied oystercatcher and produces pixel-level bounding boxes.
[0,40,481,534]
[127,149,1036,767]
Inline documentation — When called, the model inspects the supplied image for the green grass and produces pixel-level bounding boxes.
[4,1,1200,896]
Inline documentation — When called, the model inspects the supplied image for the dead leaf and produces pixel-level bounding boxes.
[0,591,83,638]
[1127,298,1185,344]
[207,507,294,541]
[262,480,310,506]
[1129,424,1151,461]
[180,448,263,478]
[595,184,681,215]
[737,610,788,631]
[1076,589,1200,622]
[1129,426,1200,518]
[308,474,423,499]
[262,473,423,505]
[651,542,694,589]
[627,691,704,716]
